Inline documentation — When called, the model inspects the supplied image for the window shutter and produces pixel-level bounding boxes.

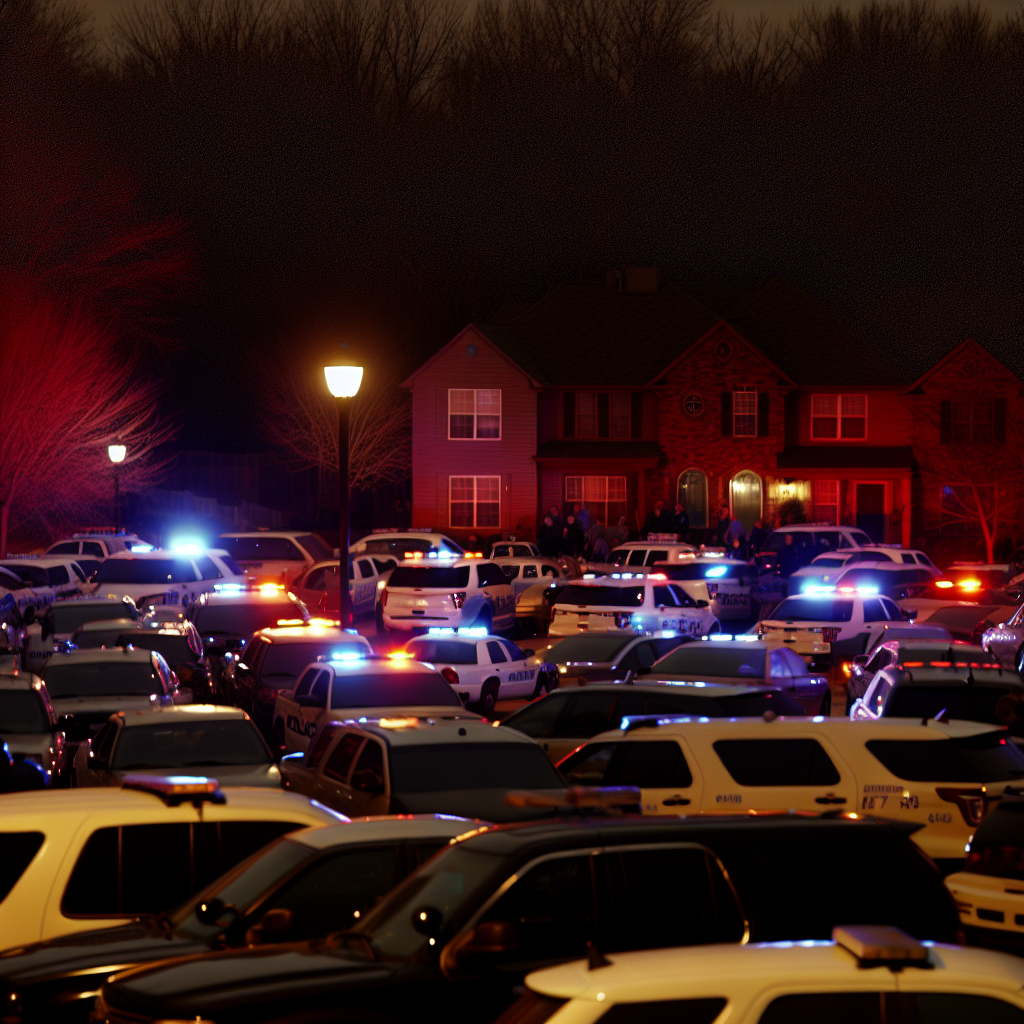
[597,394,610,437]
[563,393,576,438]
[436,388,448,438]
[630,392,643,438]
[784,391,799,446]
[994,397,1007,443]
[721,392,733,436]
[757,392,770,437]
[939,399,952,444]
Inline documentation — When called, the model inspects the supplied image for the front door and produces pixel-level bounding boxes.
[730,471,762,534]
[856,483,887,542]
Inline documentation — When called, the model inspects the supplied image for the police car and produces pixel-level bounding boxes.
[492,556,569,600]
[549,573,719,639]
[0,557,85,603]
[652,557,756,620]
[983,602,1024,674]
[350,529,464,559]
[946,785,1024,952]
[0,659,63,783]
[381,556,516,634]
[402,628,559,712]
[217,530,334,586]
[0,776,341,949]
[271,652,472,754]
[510,927,1024,1024]
[290,555,398,619]
[490,540,541,558]
[87,548,246,608]
[754,523,874,575]
[759,589,910,664]
[584,534,697,573]
[558,713,1024,868]
[20,596,143,671]
[44,530,146,560]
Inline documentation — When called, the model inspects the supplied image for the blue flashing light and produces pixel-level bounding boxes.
[803,585,836,595]
[281,751,304,762]
[456,627,489,637]
[812,715,825,723]
[331,650,364,662]
[310,799,349,822]
[213,584,244,593]
[698,716,710,723]
[705,565,728,578]
[428,627,456,635]
[856,585,879,595]
[131,543,154,553]
[170,538,205,555]
[706,633,734,641]
[344,628,359,635]
[427,551,438,558]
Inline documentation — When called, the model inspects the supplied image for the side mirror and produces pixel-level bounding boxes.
[454,920,521,967]
[247,907,294,945]
[901,608,916,621]
[195,897,239,926]
[853,655,868,667]
[412,906,443,937]
[696,599,709,608]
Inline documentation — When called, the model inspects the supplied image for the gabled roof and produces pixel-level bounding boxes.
[902,337,1021,393]
[401,324,543,388]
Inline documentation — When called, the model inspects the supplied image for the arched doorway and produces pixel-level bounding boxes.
[677,469,708,530]
[730,470,762,533]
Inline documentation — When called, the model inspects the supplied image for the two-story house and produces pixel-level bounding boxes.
[403,273,1021,553]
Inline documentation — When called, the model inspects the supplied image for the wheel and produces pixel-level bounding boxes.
[478,679,500,716]
[819,688,832,717]
[272,721,287,758]
[543,669,556,693]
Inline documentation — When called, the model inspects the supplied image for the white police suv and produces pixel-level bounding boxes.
[381,557,515,633]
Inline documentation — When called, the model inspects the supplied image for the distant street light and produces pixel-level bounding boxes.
[107,444,127,533]
[324,362,364,627]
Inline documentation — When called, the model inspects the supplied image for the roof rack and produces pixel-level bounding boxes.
[122,774,226,807]
[505,785,641,809]
[832,925,931,968]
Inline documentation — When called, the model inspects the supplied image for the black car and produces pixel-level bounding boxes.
[184,590,311,697]
[0,816,470,1024]
[95,814,960,1024]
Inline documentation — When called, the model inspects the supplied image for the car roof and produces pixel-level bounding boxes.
[1,557,82,568]
[308,658,443,676]
[339,716,540,748]
[288,813,478,851]
[836,561,923,574]
[73,617,139,633]
[219,531,312,539]
[54,596,137,608]
[394,558,485,569]
[104,550,197,561]
[255,625,371,644]
[895,670,1022,689]
[680,639,767,651]
[571,576,664,588]
[197,591,304,607]
[525,940,1024,1003]
[115,703,252,726]
[45,647,155,665]
[491,556,563,567]
[523,681,783,698]
[0,671,46,692]
[405,632,506,645]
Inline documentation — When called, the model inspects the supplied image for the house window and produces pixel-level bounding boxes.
[576,393,597,437]
[812,480,839,525]
[811,395,867,440]
[609,393,631,437]
[565,476,627,527]
[733,389,757,437]
[448,390,501,440]
[450,476,501,528]
[952,400,994,443]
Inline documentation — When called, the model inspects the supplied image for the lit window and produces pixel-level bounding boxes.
[448,390,501,440]
[812,480,839,525]
[565,476,627,526]
[733,389,757,437]
[450,476,500,528]
[811,394,867,440]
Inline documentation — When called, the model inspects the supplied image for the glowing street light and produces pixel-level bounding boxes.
[324,360,364,627]
[107,444,126,532]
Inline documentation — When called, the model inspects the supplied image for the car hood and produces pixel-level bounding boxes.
[0,920,204,987]
[393,788,562,823]
[51,695,158,714]
[107,763,280,787]
[103,944,395,1019]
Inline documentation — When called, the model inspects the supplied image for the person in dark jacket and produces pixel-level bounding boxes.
[563,514,584,558]
[537,516,561,558]
[747,518,769,555]
[716,505,731,546]
[777,533,801,578]
[642,501,673,538]
[672,503,690,542]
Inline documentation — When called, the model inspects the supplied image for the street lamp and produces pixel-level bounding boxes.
[324,362,363,627]
[107,444,127,533]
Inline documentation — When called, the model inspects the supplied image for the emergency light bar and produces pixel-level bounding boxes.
[426,627,489,637]
[122,774,226,806]
[213,583,244,593]
[330,650,364,662]
[705,565,728,578]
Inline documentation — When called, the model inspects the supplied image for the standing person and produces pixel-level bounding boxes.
[537,516,560,558]
[591,526,611,563]
[777,533,801,580]
[548,506,565,554]
[673,503,690,543]
[564,514,584,558]
[748,517,769,556]
[642,501,672,538]
[610,515,629,546]
[726,515,746,558]
[728,537,746,560]
[716,505,731,546]
[575,503,594,533]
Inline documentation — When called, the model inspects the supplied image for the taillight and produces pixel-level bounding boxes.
[381,590,388,608]
[441,667,459,687]
[451,592,466,609]
[964,841,1024,880]
[936,787,995,828]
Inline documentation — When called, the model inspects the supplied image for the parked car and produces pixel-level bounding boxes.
[87,549,241,609]
[754,524,874,575]
[44,531,144,559]
[844,627,956,708]
[215,531,334,587]
[529,631,688,687]
[290,555,398,620]
[0,662,63,782]
[982,602,1024,674]
[653,557,758,620]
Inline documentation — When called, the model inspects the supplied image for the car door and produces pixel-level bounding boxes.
[282,667,317,749]
[296,669,330,748]
[778,646,824,711]
[483,640,511,692]
[604,738,703,814]
[499,639,539,697]
[316,730,364,809]
[767,648,800,702]
[347,737,389,816]
[294,566,326,611]
[353,559,376,616]
[477,563,515,628]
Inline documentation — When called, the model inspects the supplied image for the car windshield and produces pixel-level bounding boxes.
[117,632,201,664]
[403,640,478,665]
[330,670,463,708]
[887,686,1024,731]
[191,600,308,636]
[96,559,198,584]
[539,635,634,663]
[173,837,315,936]
[771,598,855,622]
[43,659,159,697]
[0,563,49,587]
[813,557,847,568]
[261,641,366,678]
[0,690,50,733]
[350,845,511,962]
[219,537,307,561]
[651,646,766,678]
[111,720,270,769]
[296,534,332,561]
[71,621,138,649]
[557,584,644,607]
[387,566,471,588]
[53,603,137,634]
[866,733,1024,782]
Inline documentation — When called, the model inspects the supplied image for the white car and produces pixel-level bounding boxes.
[791,549,898,592]
[0,557,85,601]
[855,545,942,574]
[492,556,568,597]
[549,573,719,639]
[87,548,245,608]
[290,555,398,619]
[0,776,341,948]
[983,602,1024,674]
[489,541,541,558]
[350,530,463,559]
[381,558,515,634]
[217,531,335,586]
[753,523,875,575]
[45,532,145,559]
[584,537,697,574]
[514,927,1024,1024]
[651,557,757,620]
[759,590,909,663]
[403,629,558,712]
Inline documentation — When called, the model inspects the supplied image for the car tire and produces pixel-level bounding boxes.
[819,688,832,716]
[478,678,499,716]
[543,669,556,693]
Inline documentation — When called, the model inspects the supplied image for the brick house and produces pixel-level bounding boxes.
[403,274,1022,551]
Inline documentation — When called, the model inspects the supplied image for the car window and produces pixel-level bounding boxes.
[500,692,571,739]
[768,650,793,678]
[306,726,336,770]
[293,668,318,699]
[901,553,915,564]
[0,832,45,903]
[388,744,562,792]
[771,598,854,622]
[645,550,668,565]
[372,557,396,575]
[476,563,508,588]
[500,641,526,662]
[596,1000,727,1024]
[558,585,644,608]
[42,659,161,698]
[779,648,809,675]
[388,566,471,589]
[68,563,87,582]
[357,559,374,579]
[668,584,697,608]
[48,565,70,586]
[329,670,462,709]
[559,742,616,785]
[351,740,386,794]
[713,739,841,786]
[95,559,198,584]
[881,598,903,620]
[759,993,885,1024]
[258,844,405,940]
[49,542,79,555]
[632,642,660,671]
[91,720,119,763]
[862,599,886,622]
[111,721,271,769]
[0,690,51,733]
[626,550,648,566]
[405,639,478,665]
[866,735,1024,782]
[324,732,363,782]
[295,535,332,562]
[604,740,693,788]
[308,670,330,707]
[652,645,765,678]
[195,556,221,580]
[523,564,538,579]
[652,585,678,607]
[500,564,521,580]
[815,531,844,551]
[558,692,618,737]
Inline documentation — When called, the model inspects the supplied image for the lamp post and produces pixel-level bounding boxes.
[324,363,363,628]
[107,444,127,533]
